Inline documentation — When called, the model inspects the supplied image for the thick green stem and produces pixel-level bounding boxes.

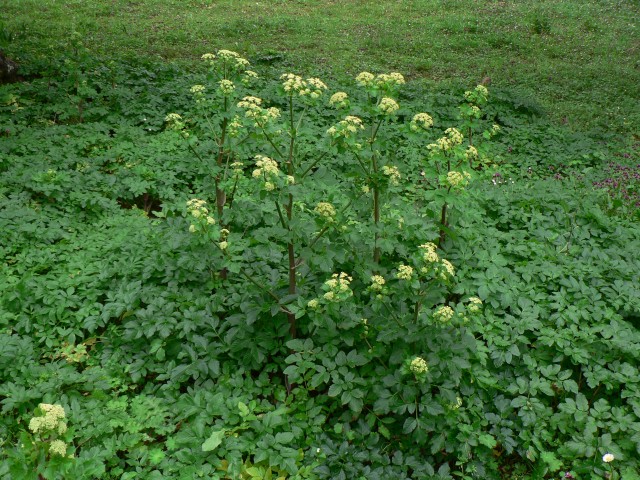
[438,201,448,247]
[215,96,229,221]
[372,153,381,264]
[286,94,297,340]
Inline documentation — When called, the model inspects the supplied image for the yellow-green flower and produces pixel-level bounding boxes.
[370,275,386,291]
[433,305,454,323]
[382,165,401,185]
[410,113,433,132]
[466,297,483,313]
[378,97,399,115]
[410,356,429,375]
[327,115,364,139]
[49,440,67,457]
[315,202,336,220]
[356,71,375,87]
[445,127,464,146]
[396,264,414,280]
[329,91,349,108]
[218,79,235,96]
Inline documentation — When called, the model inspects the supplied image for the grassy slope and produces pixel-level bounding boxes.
[2,0,639,133]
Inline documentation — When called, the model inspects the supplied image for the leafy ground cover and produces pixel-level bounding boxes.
[1,2,640,479]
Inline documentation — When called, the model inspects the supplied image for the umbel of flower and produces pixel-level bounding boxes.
[322,272,354,302]
[410,113,433,132]
[29,403,67,436]
[218,79,235,96]
[410,356,429,375]
[433,305,454,323]
[190,84,206,97]
[381,165,401,186]
[465,145,478,160]
[202,50,250,71]
[314,202,336,221]
[227,116,243,138]
[327,115,365,140]
[448,396,463,410]
[445,127,464,146]
[242,70,258,86]
[281,73,327,99]
[329,91,349,109]
[378,97,400,115]
[427,136,453,153]
[446,171,471,189]
[419,242,440,264]
[237,96,280,127]
[439,259,455,279]
[186,199,215,232]
[252,155,280,190]
[355,71,375,88]
[464,84,489,105]
[164,113,185,131]
[375,72,405,89]
[396,264,414,280]
[466,297,483,314]
[370,275,386,291]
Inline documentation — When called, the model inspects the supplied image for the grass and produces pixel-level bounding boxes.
[1,0,639,134]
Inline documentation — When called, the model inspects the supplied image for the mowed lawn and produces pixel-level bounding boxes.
[2,0,639,133]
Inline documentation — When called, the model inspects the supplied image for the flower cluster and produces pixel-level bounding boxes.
[314,202,337,221]
[464,84,489,105]
[190,84,206,96]
[227,116,243,137]
[49,439,67,456]
[237,96,281,127]
[446,170,471,189]
[322,272,353,302]
[378,97,400,115]
[329,91,349,109]
[29,404,67,435]
[356,71,405,90]
[381,165,401,185]
[448,396,463,410]
[368,275,387,298]
[445,127,464,146]
[187,199,215,232]
[419,242,440,264]
[164,113,185,131]
[396,264,414,280]
[355,71,375,87]
[433,305,454,323]
[375,72,405,88]
[465,145,478,160]
[327,115,365,140]
[281,73,327,99]
[241,70,258,85]
[410,112,433,132]
[370,275,385,290]
[218,79,235,96]
[252,155,280,191]
[440,259,455,279]
[202,50,250,70]
[466,297,483,314]
[410,356,429,375]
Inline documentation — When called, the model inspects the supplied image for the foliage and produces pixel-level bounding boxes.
[1,45,639,480]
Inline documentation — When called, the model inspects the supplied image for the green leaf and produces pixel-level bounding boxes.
[540,451,563,472]
[202,429,226,452]
[403,417,417,434]
[478,433,497,449]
